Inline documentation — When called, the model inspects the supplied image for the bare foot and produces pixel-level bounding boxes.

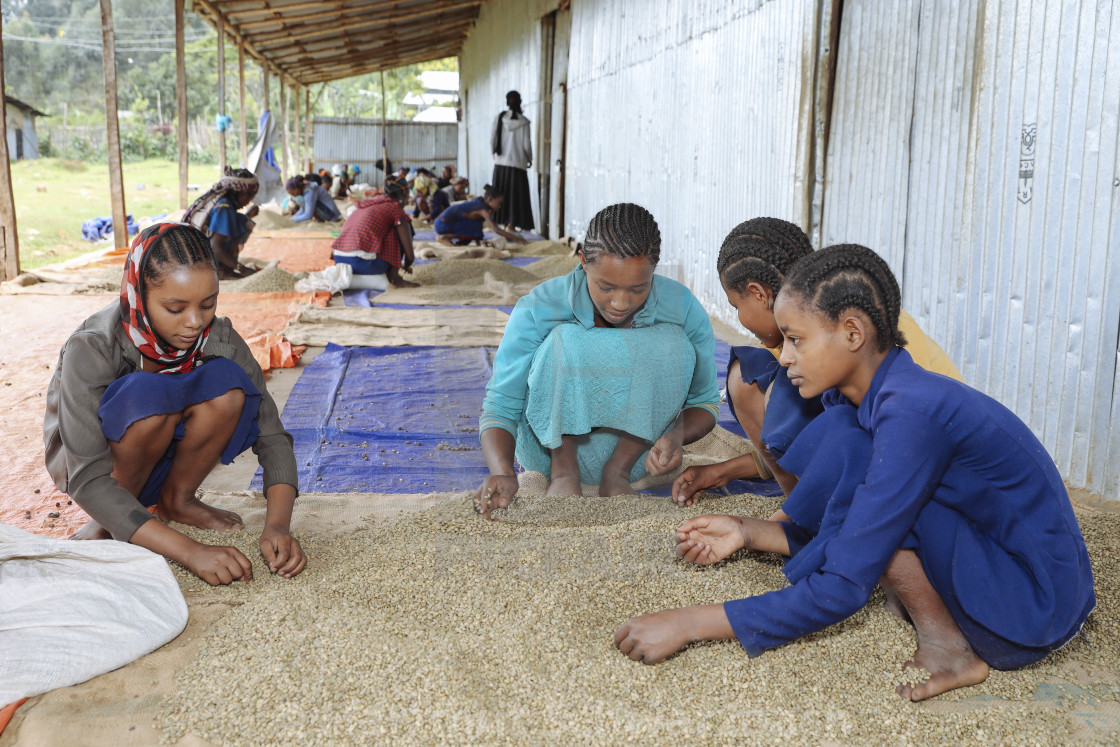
[895,642,989,701]
[546,474,581,496]
[437,236,455,246]
[598,468,634,497]
[390,278,420,288]
[883,587,913,623]
[69,520,111,540]
[156,496,244,531]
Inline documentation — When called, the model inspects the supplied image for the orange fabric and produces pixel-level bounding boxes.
[0,699,29,736]
[242,236,335,272]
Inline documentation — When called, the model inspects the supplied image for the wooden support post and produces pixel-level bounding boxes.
[262,66,270,114]
[294,84,302,174]
[305,87,312,171]
[380,69,388,189]
[0,18,20,281]
[238,42,247,167]
[280,77,289,182]
[175,0,188,209]
[217,21,227,172]
[99,0,128,250]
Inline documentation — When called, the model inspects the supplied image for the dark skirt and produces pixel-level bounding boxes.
[491,164,534,230]
[333,253,390,275]
[97,358,262,506]
[433,214,484,241]
[728,345,824,460]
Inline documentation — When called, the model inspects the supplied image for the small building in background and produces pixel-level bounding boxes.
[406,71,459,123]
[4,95,47,161]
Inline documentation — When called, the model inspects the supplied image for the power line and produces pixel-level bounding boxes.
[2,32,214,53]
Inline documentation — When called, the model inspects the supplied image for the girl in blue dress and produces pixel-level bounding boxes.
[45,223,306,585]
[615,243,1095,702]
[433,184,528,247]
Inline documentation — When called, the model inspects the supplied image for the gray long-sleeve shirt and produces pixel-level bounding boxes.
[44,302,298,541]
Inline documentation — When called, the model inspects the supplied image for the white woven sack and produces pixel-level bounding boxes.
[0,523,188,705]
[294,262,353,294]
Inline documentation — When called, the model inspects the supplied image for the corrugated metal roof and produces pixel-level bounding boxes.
[190,0,484,85]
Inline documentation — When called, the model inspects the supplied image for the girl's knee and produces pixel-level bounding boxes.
[118,411,178,442]
[195,388,246,419]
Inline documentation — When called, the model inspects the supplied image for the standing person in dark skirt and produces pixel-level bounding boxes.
[491,90,534,233]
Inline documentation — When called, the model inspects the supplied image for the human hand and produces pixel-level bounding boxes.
[674,514,748,565]
[259,527,307,578]
[614,608,696,664]
[246,204,260,219]
[474,474,519,520]
[184,543,254,585]
[672,462,731,506]
[645,432,683,477]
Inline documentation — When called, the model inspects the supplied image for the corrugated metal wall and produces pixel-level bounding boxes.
[459,0,820,320]
[457,0,558,227]
[312,117,458,180]
[459,0,1120,495]
[821,0,1120,495]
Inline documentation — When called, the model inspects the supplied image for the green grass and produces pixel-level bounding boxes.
[10,158,224,270]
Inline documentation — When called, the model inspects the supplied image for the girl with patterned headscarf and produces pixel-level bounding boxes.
[44,222,307,585]
[331,174,418,289]
[183,167,260,279]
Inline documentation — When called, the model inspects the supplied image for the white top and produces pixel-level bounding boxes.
[492,112,532,170]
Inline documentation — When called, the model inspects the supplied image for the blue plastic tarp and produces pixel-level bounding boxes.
[258,337,781,497]
[80,215,138,242]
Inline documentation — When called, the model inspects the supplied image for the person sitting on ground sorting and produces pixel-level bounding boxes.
[433,184,527,247]
[44,222,307,586]
[436,163,457,190]
[329,163,352,199]
[412,168,435,220]
[285,175,342,223]
[182,167,261,280]
[331,175,418,290]
[475,203,720,518]
[672,217,961,505]
[429,176,469,222]
[615,244,1095,703]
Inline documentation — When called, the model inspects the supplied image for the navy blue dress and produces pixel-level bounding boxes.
[98,357,261,506]
[724,348,1095,669]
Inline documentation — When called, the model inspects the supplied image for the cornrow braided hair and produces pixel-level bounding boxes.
[142,223,217,290]
[716,217,813,295]
[579,203,661,265]
[782,243,907,352]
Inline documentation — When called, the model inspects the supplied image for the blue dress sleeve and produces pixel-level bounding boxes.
[725,406,952,655]
[207,200,236,239]
[291,190,316,222]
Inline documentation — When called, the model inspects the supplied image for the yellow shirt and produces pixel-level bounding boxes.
[765,310,962,382]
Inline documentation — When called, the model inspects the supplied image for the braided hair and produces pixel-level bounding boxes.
[482,183,503,202]
[142,224,217,290]
[579,203,661,265]
[782,243,907,352]
[716,217,813,296]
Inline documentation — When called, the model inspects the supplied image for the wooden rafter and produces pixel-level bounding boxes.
[197,0,481,84]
